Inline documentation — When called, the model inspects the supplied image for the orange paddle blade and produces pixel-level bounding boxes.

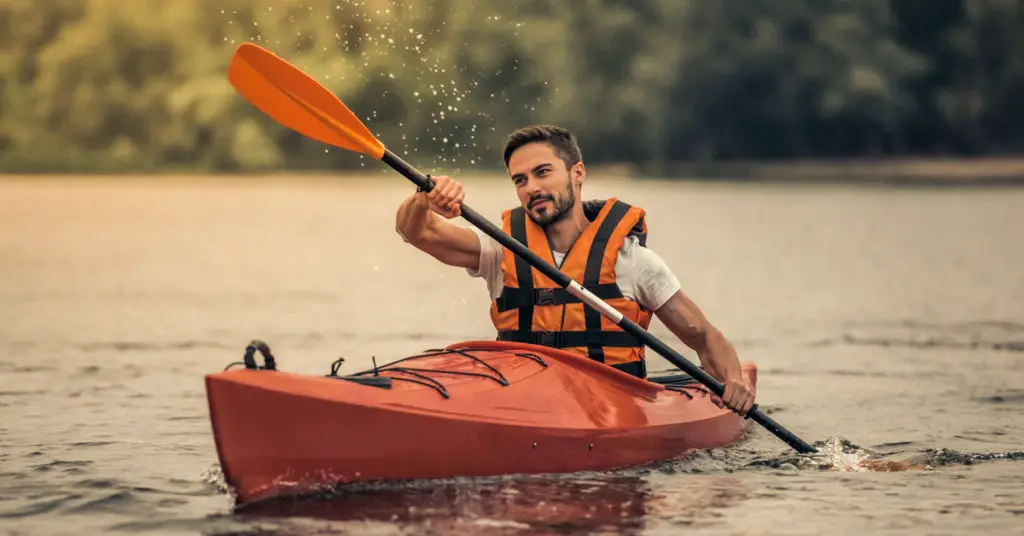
[227,42,385,160]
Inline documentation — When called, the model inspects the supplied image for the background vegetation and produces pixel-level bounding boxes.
[3,0,1023,174]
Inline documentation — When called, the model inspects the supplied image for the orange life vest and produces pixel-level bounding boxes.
[489,197,653,378]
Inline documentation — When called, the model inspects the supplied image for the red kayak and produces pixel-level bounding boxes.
[205,339,756,504]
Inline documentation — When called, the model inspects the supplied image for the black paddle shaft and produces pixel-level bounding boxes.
[381,149,817,454]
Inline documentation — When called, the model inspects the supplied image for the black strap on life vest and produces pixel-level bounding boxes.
[583,200,647,247]
[497,201,642,364]
[582,200,633,362]
[509,208,535,335]
[494,283,623,312]
[496,330,642,349]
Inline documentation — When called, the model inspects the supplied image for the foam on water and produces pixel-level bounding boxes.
[803,436,875,472]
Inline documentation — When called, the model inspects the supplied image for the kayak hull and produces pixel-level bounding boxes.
[205,340,756,504]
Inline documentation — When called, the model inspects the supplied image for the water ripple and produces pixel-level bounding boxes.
[813,320,1024,353]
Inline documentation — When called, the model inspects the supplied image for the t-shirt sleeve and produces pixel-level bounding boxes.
[465,226,504,299]
[632,244,682,311]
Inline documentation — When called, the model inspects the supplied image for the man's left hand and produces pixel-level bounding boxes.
[714,377,756,416]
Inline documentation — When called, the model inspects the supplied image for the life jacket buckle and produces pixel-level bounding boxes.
[538,331,560,347]
[536,288,556,305]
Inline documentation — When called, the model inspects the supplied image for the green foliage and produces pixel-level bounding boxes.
[2,0,1023,173]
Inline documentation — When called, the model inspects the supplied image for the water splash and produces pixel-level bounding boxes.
[803,436,875,472]
[744,436,1024,473]
[216,2,548,173]
[201,463,232,497]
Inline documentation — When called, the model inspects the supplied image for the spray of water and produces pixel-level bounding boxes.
[741,435,1024,473]
[217,2,549,174]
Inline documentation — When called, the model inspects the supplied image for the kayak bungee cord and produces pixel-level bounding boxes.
[224,42,818,455]
[235,339,707,401]
[325,346,552,398]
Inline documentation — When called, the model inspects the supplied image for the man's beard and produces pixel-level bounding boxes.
[526,182,575,227]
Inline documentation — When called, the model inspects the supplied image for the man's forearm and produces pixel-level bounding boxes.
[396,193,437,244]
[655,292,743,383]
[654,291,755,412]
[696,327,745,385]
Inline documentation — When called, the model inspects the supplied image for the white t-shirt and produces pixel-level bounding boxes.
[465,226,681,312]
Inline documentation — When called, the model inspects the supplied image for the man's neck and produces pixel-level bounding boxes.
[545,204,589,253]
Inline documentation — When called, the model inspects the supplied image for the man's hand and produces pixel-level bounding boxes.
[424,175,464,218]
[714,376,756,416]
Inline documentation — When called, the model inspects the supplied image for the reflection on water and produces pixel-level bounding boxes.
[210,473,750,536]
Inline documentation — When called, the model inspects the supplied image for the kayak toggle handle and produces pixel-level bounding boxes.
[243,339,277,371]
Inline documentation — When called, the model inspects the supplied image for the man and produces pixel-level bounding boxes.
[395,125,755,415]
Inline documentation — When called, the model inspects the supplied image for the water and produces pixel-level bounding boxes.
[1,175,1022,535]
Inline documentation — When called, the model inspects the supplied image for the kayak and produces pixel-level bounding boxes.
[205,339,757,504]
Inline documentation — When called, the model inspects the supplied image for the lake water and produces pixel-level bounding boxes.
[1,174,1022,535]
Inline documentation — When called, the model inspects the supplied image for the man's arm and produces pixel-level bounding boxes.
[395,176,481,271]
[653,290,755,415]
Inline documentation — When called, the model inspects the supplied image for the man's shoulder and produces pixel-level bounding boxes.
[618,234,651,256]
[613,235,650,274]
[617,236,675,274]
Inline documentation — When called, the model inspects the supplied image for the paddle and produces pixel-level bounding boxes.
[225,42,818,455]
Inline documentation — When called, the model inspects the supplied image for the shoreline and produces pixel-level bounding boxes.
[652,156,1024,186]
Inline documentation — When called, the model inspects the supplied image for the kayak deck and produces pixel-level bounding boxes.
[205,340,756,504]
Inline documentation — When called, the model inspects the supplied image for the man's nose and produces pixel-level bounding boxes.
[522,175,542,194]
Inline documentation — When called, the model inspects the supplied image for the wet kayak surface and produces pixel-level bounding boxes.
[2,175,1022,535]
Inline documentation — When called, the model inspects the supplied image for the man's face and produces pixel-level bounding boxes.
[507,142,580,227]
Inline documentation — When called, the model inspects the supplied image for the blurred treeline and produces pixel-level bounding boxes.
[2,0,1023,174]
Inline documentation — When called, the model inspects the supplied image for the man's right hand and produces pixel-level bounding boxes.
[423,175,464,219]
[396,174,480,271]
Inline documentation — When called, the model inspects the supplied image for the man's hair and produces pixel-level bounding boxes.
[502,125,582,170]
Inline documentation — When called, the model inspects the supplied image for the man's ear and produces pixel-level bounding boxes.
[572,161,586,185]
